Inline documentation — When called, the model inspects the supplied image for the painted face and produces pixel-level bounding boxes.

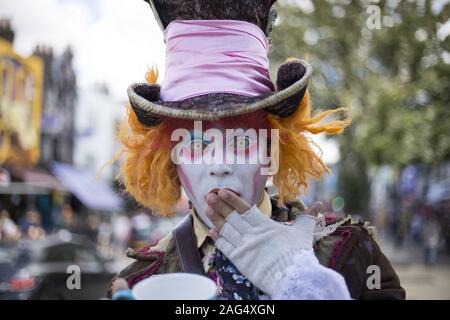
[175,123,271,229]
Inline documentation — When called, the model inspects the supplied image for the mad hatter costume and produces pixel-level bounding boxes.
[110,0,405,300]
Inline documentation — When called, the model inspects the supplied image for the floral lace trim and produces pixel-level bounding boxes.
[272,250,351,300]
[313,214,349,243]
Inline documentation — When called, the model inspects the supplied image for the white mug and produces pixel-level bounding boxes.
[132,273,217,300]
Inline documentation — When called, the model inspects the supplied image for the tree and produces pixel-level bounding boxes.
[270,0,450,216]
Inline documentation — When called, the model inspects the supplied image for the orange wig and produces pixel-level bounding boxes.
[117,66,351,216]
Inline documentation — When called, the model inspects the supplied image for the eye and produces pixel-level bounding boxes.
[231,136,251,151]
[189,139,208,151]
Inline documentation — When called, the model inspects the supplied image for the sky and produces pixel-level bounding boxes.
[2,0,449,100]
[0,0,368,165]
[1,0,166,101]
[3,0,448,166]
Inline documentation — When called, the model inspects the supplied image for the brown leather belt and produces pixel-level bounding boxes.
[173,214,206,276]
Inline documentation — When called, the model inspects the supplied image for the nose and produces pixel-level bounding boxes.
[208,164,233,177]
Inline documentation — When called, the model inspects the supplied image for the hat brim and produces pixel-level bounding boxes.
[128,59,312,127]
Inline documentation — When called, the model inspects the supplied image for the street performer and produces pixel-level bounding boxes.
[108,0,405,300]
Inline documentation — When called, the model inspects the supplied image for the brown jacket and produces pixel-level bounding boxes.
[108,198,405,300]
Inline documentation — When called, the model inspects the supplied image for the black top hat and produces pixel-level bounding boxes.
[129,0,312,126]
[146,0,277,35]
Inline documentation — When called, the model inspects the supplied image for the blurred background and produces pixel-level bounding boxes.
[0,0,449,300]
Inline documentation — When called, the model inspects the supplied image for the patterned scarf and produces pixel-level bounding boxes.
[212,249,261,300]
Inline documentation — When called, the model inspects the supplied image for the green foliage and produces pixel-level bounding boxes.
[270,0,449,213]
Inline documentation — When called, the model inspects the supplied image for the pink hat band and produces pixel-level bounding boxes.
[160,20,275,102]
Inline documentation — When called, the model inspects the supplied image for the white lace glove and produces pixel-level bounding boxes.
[215,205,317,296]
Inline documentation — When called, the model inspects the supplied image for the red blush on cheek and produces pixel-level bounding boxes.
[177,167,197,204]
[181,146,202,161]
[247,143,258,156]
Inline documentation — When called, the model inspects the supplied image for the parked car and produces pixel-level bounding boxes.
[0,231,121,300]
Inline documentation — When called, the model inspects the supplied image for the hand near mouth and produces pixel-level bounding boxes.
[206,190,323,241]
[205,189,252,240]
[205,191,328,296]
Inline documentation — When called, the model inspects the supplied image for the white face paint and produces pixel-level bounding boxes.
[176,127,269,229]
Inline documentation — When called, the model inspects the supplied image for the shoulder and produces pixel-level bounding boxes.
[107,230,179,297]
[269,196,378,271]
[314,216,405,299]
[125,230,175,261]
[314,216,378,270]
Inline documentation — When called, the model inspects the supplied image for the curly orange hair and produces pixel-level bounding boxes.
[117,66,351,216]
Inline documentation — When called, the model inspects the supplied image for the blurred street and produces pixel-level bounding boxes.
[394,263,450,300]
[380,238,450,300]
[1,0,449,301]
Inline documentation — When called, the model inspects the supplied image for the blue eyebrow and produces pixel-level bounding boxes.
[188,130,212,144]
[189,130,201,140]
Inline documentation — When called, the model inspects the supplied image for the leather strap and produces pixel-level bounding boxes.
[173,214,206,276]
